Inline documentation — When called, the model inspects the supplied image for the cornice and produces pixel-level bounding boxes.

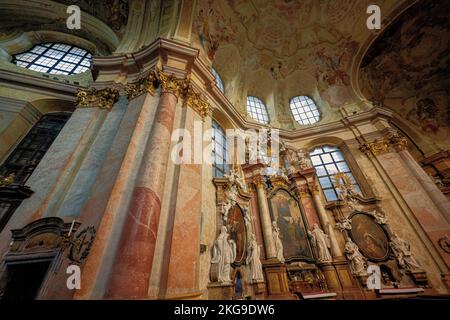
[0,69,80,101]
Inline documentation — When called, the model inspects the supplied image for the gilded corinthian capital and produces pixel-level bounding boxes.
[76,87,120,111]
[157,70,188,98]
[125,70,158,100]
[359,131,408,157]
[184,85,212,120]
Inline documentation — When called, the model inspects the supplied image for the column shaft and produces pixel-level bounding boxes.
[255,182,276,259]
[107,91,178,298]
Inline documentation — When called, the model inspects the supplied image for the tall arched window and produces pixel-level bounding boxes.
[211,68,224,93]
[310,145,361,201]
[290,96,320,125]
[0,113,71,185]
[246,96,269,124]
[212,120,229,177]
[13,43,92,75]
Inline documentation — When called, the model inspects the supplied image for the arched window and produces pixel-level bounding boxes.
[310,145,361,201]
[13,43,92,75]
[212,120,229,177]
[246,96,269,124]
[0,113,71,185]
[290,96,320,125]
[211,68,224,93]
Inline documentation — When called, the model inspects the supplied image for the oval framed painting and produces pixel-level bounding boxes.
[350,213,390,261]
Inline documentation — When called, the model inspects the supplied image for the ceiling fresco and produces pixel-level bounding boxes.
[359,0,450,149]
[192,0,402,118]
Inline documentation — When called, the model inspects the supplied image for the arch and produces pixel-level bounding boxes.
[0,0,119,54]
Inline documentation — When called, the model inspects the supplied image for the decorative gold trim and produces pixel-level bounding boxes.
[359,139,389,156]
[360,132,408,157]
[183,85,212,120]
[0,172,15,186]
[252,176,265,188]
[125,70,157,100]
[76,87,120,111]
[157,70,188,98]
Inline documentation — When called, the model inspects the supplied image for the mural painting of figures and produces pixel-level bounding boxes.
[269,190,313,261]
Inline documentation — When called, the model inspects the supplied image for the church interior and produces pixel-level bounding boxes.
[0,0,449,300]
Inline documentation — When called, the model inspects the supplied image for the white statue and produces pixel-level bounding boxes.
[345,238,367,276]
[390,234,422,271]
[246,234,264,282]
[224,168,247,191]
[272,221,285,263]
[308,224,332,263]
[211,226,237,283]
[295,148,313,170]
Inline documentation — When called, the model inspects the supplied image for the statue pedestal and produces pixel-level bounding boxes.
[251,281,266,300]
[409,270,428,286]
[207,282,234,300]
[320,259,365,300]
[262,259,296,300]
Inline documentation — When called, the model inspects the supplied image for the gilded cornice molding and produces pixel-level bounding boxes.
[125,70,158,100]
[183,85,212,120]
[360,132,408,157]
[76,87,120,111]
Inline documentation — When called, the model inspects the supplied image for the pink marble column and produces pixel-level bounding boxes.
[106,87,180,298]
[164,108,202,299]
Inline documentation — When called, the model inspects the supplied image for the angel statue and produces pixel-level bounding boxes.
[345,238,367,276]
[272,221,285,263]
[211,226,236,283]
[224,168,247,191]
[246,234,264,282]
[308,224,332,263]
[390,233,422,271]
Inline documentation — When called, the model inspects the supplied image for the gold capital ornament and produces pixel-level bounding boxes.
[76,87,120,111]
[157,70,188,98]
[125,70,158,100]
[183,85,212,120]
[360,131,408,157]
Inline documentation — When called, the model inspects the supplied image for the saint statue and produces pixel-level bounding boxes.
[246,234,264,282]
[308,224,332,263]
[345,238,367,276]
[295,148,313,170]
[390,234,422,271]
[272,221,285,263]
[211,226,237,283]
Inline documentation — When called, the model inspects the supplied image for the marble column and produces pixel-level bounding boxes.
[311,185,343,258]
[254,176,276,259]
[106,73,185,299]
